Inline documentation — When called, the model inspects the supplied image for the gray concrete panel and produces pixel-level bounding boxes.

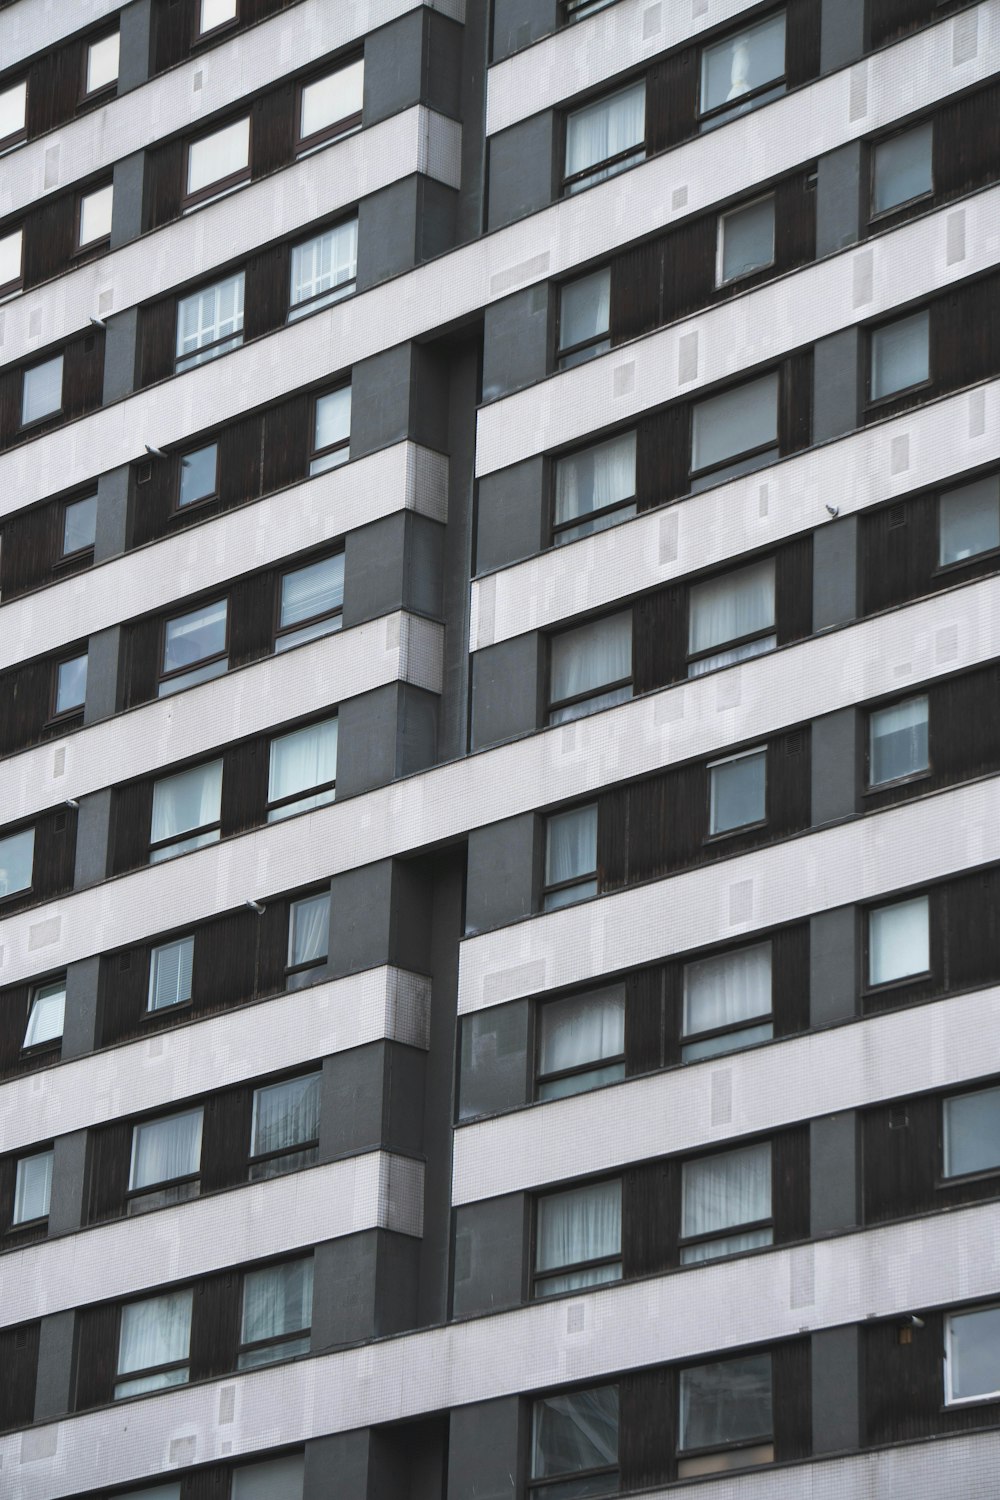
[93,466,130,565]
[319,1045,387,1159]
[816,143,864,257]
[351,345,449,460]
[465,814,538,934]
[809,907,858,1028]
[811,1324,862,1454]
[482,285,552,402]
[452,1193,526,1319]
[374,1229,421,1337]
[810,1112,860,1237]
[337,686,403,799]
[311,1233,379,1349]
[83,627,121,727]
[492,0,558,62]
[342,514,444,628]
[303,1430,374,1499]
[471,634,543,750]
[475,456,547,574]
[436,338,480,763]
[72,790,112,891]
[458,1000,531,1121]
[33,1311,75,1423]
[812,514,859,631]
[364,11,462,128]
[358,178,419,289]
[810,707,860,826]
[487,114,556,230]
[47,1129,89,1236]
[326,860,394,980]
[820,0,867,74]
[397,684,439,779]
[117,0,153,94]
[61,957,100,1063]
[101,308,139,407]
[812,328,861,443]
[382,1042,427,1157]
[110,152,147,249]
[446,1396,522,1500]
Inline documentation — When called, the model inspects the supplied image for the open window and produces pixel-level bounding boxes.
[249,1073,321,1180]
[543,804,598,911]
[83,31,119,99]
[175,271,245,372]
[680,1142,772,1263]
[177,442,219,509]
[553,430,636,544]
[533,1178,622,1297]
[286,891,330,988]
[717,195,775,285]
[699,11,786,129]
[238,1257,313,1369]
[945,1304,1000,1405]
[22,977,65,1052]
[564,81,645,194]
[530,1384,619,1497]
[548,612,632,725]
[682,941,773,1061]
[296,58,364,155]
[21,354,64,427]
[114,1289,192,1399]
[61,493,97,560]
[536,984,625,1100]
[149,759,223,862]
[52,651,88,719]
[708,747,767,836]
[77,183,114,250]
[678,1352,773,1476]
[267,718,338,822]
[128,1107,204,1212]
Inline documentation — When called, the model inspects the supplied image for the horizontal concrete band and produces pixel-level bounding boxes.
[0,966,430,1155]
[5,1201,997,1494]
[3,11,997,512]
[0,0,128,69]
[452,983,1000,1202]
[0,1151,425,1329]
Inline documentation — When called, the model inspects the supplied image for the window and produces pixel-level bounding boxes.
[681,1142,772,1263]
[544,804,598,912]
[176,271,245,372]
[700,12,786,126]
[691,372,779,482]
[0,227,22,297]
[678,1353,773,1476]
[537,985,625,1100]
[553,430,636,544]
[185,117,251,208]
[0,826,34,899]
[548,612,632,725]
[564,0,619,19]
[159,598,228,696]
[297,59,364,153]
[564,80,645,193]
[530,1385,619,1497]
[231,1456,305,1500]
[62,494,97,557]
[709,748,767,835]
[872,121,933,216]
[683,941,772,1061]
[867,894,930,987]
[286,892,330,987]
[249,1074,321,1180]
[939,474,1000,566]
[238,1257,313,1369]
[868,695,928,787]
[12,1149,53,1225]
[178,442,219,508]
[717,195,775,285]
[688,558,776,676]
[21,354,64,426]
[557,269,610,369]
[53,652,88,716]
[289,219,358,321]
[942,1084,1000,1179]
[22,978,65,1049]
[115,1289,192,1399]
[129,1107,204,1211]
[84,31,119,97]
[945,1305,1000,1404]
[148,936,195,1012]
[534,1179,621,1297]
[0,79,27,151]
[199,0,238,35]
[309,387,351,474]
[267,717,338,821]
[149,759,223,862]
[869,309,929,401]
[78,183,114,248]
[276,554,344,652]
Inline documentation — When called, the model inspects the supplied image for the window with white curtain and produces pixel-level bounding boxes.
[298,59,364,152]
[238,1257,313,1369]
[286,892,330,986]
[22,978,65,1049]
[691,373,779,480]
[289,220,358,321]
[868,894,930,986]
[159,598,228,695]
[85,31,119,95]
[939,474,1000,566]
[275,554,344,652]
[149,759,223,862]
[13,1149,53,1225]
[249,1073,321,1179]
[688,558,776,676]
[549,612,632,724]
[943,1084,1000,1179]
[700,12,786,126]
[870,309,930,401]
[115,1289,193,1399]
[544,804,598,911]
[231,1455,305,1500]
[178,442,219,508]
[678,1353,773,1476]
[21,354,64,426]
[682,942,772,1061]
[310,386,352,474]
[0,826,34,899]
[54,653,88,716]
[681,1142,772,1264]
[185,117,251,206]
[129,1108,204,1209]
[564,0,619,19]
[717,195,775,285]
[148,936,195,1012]
[175,272,245,372]
[78,183,114,248]
[709,748,767,835]
[872,121,933,216]
[557,269,611,369]
[537,985,625,1100]
[553,430,636,544]
[868,695,928,787]
[945,1304,1000,1404]
[267,718,338,821]
[531,1385,619,1493]
[534,1179,622,1297]
[0,79,27,149]
[0,226,23,295]
[199,0,237,34]
[564,80,645,193]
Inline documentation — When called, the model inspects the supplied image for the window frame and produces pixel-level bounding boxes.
[936,472,1000,573]
[707,746,768,839]
[174,440,221,512]
[869,118,934,222]
[0,77,28,154]
[715,192,776,288]
[247,1071,322,1179]
[0,823,35,904]
[0,224,24,300]
[555,266,612,370]
[697,10,787,129]
[295,58,365,157]
[175,270,246,373]
[681,939,774,1061]
[49,649,89,723]
[678,1140,774,1264]
[196,0,240,42]
[530,1174,623,1300]
[562,0,620,20]
[562,78,646,195]
[11,1147,54,1228]
[157,595,230,696]
[21,976,66,1054]
[689,370,780,482]
[864,892,932,993]
[865,692,930,792]
[20,353,65,429]
[285,889,331,987]
[59,492,98,564]
[114,1288,192,1401]
[309,385,351,475]
[148,758,224,863]
[940,1082,1000,1184]
[274,551,345,654]
[146,933,196,1015]
[944,1304,1000,1406]
[686,557,778,678]
[547,610,633,726]
[534,983,626,1102]
[287,217,359,323]
[550,428,638,545]
[81,28,120,104]
[266,716,339,822]
[183,115,252,212]
[676,1351,775,1476]
[75,180,114,253]
[867,307,932,407]
[126,1106,204,1212]
[542,802,599,912]
[528,1382,620,1496]
[237,1255,314,1370]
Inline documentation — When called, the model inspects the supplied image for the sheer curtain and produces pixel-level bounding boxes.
[252,1074,321,1156]
[239,1258,313,1366]
[691,374,778,472]
[560,270,611,350]
[546,805,598,887]
[700,14,785,113]
[679,1354,772,1451]
[288,893,330,968]
[681,1143,771,1263]
[539,987,625,1076]
[869,895,929,985]
[536,1180,621,1293]
[555,431,636,530]
[565,81,645,179]
[151,761,223,844]
[533,1386,619,1478]
[689,559,775,657]
[268,718,338,818]
[683,943,771,1036]
[130,1109,204,1190]
[550,614,632,710]
[116,1289,192,1391]
[23,979,65,1047]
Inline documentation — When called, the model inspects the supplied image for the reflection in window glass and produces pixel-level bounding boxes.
[63,494,97,555]
[239,1258,313,1368]
[277,555,344,652]
[943,1085,1000,1179]
[868,894,929,986]
[13,1150,53,1224]
[681,1143,771,1263]
[231,1456,305,1500]
[873,122,933,215]
[701,14,785,119]
[160,599,228,695]
[299,60,364,146]
[691,373,779,476]
[709,749,766,834]
[55,653,88,715]
[678,1353,773,1473]
[531,1385,619,1490]
[718,196,775,284]
[549,613,632,724]
[939,475,1000,565]
[558,269,611,368]
[946,1305,1000,1404]
[23,979,65,1048]
[86,32,120,95]
[148,936,195,1012]
[869,695,928,786]
[150,759,223,862]
[178,444,219,508]
[186,117,250,199]
[115,1290,192,1399]
[870,310,929,400]
[249,1074,321,1178]
[688,558,776,676]
[0,227,23,291]
[310,387,351,474]
[544,804,598,911]
[0,80,27,145]
[554,431,636,544]
[22,355,64,426]
[683,942,772,1061]
[535,1178,622,1296]
[79,183,114,247]
[289,220,358,320]
[0,826,34,899]
[267,718,338,821]
[565,81,645,192]
[537,986,625,1100]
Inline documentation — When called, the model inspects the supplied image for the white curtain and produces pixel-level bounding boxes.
[565,80,645,179]
[869,895,929,985]
[201,0,237,30]
[700,13,785,113]
[231,1456,304,1500]
[870,696,928,785]
[944,1085,1000,1178]
[555,431,636,529]
[268,718,338,811]
[0,826,34,897]
[689,558,775,657]
[23,979,65,1046]
[546,805,598,886]
[871,310,930,399]
[288,893,330,967]
[117,1289,192,1381]
[280,557,344,629]
[679,1354,772,1450]
[536,1180,621,1293]
[560,269,611,350]
[533,1386,619,1479]
[130,1109,203,1190]
[290,221,358,313]
[539,987,625,1076]
[151,760,223,844]
[551,614,631,707]
[186,117,250,195]
[691,373,778,473]
[241,1258,314,1347]
[681,1143,771,1263]
[939,475,1000,565]
[176,272,244,364]
[301,58,364,139]
[251,1074,321,1156]
[148,937,194,1011]
[684,942,771,1036]
[14,1150,53,1224]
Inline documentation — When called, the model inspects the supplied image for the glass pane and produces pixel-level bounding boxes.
[23,979,66,1047]
[13,1150,53,1223]
[533,1385,619,1478]
[22,355,64,425]
[544,878,598,912]
[689,634,777,678]
[120,1486,182,1500]
[200,0,238,31]
[539,987,625,1077]
[86,32,120,93]
[689,559,775,655]
[314,388,352,454]
[115,1367,189,1399]
[0,80,27,141]
[682,1142,770,1239]
[871,310,929,399]
[943,1085,1000,1178]
[0,228,22,288]
[117,1289,192,1375]
[555,432,636,529]
[79,183,114,246]
[869,894,929,985]
[268,719,338,806]
[55,653,88,714]
[300,59,364,141]
[151,760,223,843]
[701,14,786,114]
[681,1227,772,1264]
[289,221,358,316]
[682,1022,773,1062]
[939,475,1000,565]
[546,805,598,887]
[948,1306,1000,1401]
[679,1353,772,1449]
[560,270,611,352]
[176,273,244,365]
[241,1258,313,1345]
[231,1456,305,1500]
[550,613,631,706]
[0,826,34,898]
[148,936,195,1011]
[163,600,227,675]
[691,373,779,472]
[288,892,330,967]
[187,117,250,196]
[565,81,645,184]
[130,1109,203,1189]
[280,555,344,629]
[536,1179,621,1272]
[684,942,771,1037]
[251,1074,321,1155]
[709,750,766,834]
[63,494,97,554]
[869,695,928,785]
[538,1062,625,1101]
[873,122,933,214]
[719,196,774,283]
[178,444,218,507]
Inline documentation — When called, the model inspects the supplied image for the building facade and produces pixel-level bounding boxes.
[1,0,1000,1495]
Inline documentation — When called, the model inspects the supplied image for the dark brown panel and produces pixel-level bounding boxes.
[219,412,265,510]
[109,780,155,877]
[151,0,197,78]
[182,1470,230,1500]
[0,984,33,1081]
[119,616,162,710]
[86,1119,131,1225]
[933,270,1000,394]
[0,658,56,757]
[128,454,180,548]
[773,922,810,1038]
[661,962,684,1068]
[862,1093,940,1225]
[624,966,664,1076]
[220,737,270,836]
[229,569,278,668]
[859,492,937,616]
[0,367,20,449]
[866,663,1000,815]
[946,866,1000,995]
[62,330,106,422]
[22,194,77,291]
[646,46,697,153]
[251,85,296,178]
[773,1338,811,1460]
[935,78,1000,202]
[5,806,79,916]
[632,582,687,694]
[868,0,964,49]
[0,1323,40,1431]
[863,1310,1000,1445]
[774,170,817,272]
[596,786,629,893]
[775,533,813,646]
[261,394,311,494]
[190,1272,242,1379]
[779,349,813,456]
[137,298,178,388]
[73,1302,119,1412]
[784,0,821,89]
[621,1367,675,1490]
[662,217,717,326]
[97,946,151,1049]
[243,243,291,341]
[144,138,186,232]
[626,773,676,884]
[622,1159,677,1278]
[0,500,63,600]
[191,909,262,1018]
[25,39,84,140]
[200,1086,252,1194]
[636,406,690,512]
[773,1125,810,1244]
[610,238,667,348]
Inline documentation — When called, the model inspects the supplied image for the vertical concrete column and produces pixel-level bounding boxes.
[810,1112,860,1237]
[117,0,154,94]
[83,627,122,727]
[810,708,860,826]
[303,1431,376,1499]
[482,285,553,402]
[73,791,112,892]
[811,1325,863,1454]
[362,10,462,127]
[93,467,131,566]
[447,1396,523,1500]
[101,309,140,406]
[465,814,539,934]
[812,331,861,445]
[809,908,857,1028]
[488,115,557,229]
[46,1129,89,1233]
[475,456,547,574]
[492,0,559,62]
[110,152,147,250]
[452,1194,527,1318]
[812,515,859,631]
[61,959,101,1063]
[819,0,867,73]
[816,143,864,257]
[33,1311,76,1423]
[470,635,544,749]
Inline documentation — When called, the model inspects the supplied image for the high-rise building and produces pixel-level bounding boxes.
[1,0,999,1496]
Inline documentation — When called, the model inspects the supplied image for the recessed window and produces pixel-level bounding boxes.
[159,598,228,696]
[12,1149,53,1226]
[185,117,251,207]
[238,1257,313,1369]
[249,1074,321,1180]
[0,826,34,900]
[543,804,598,912]
[548,612,632,725]
[564,80,645,193]
[309,387,351,475]
[709,748,767,835]
[149,759,223,863]
[534,1178,622,1297]
[21,354,64,427]
[62,494,97,557]
[289,219,358,321]
[276,555,344,652]
[176,272,244,371]
[564,0,619,18]
[700,12,786,126]
[691,372,779,482]
[178,443,219,508]
[128,1107,204,1211]
[231,1457,304,1500]
[868,695,928,787]
[872,121,933,216]
[681,1142,772,1263]
[717,195,775,285]
[531,1385,619,1495]
[678,1353,773,1476]
[870,309,930,401]
[298,59,364,153]
[54,652,88,716]
[945,1305,1000,1405]
[683,941,772,1061]
[267,717,338,821]
[553,430,636,544]
[0,79,27,150]
[115,1289,192,1399]
[199,0,238,35]
[557,268,610,369]
[537,984,625,1100]
[0,227,23,297]
[78,183,114,248]
[286,891,330,988]
[868,894,929,987]
[148,936,195,1012]
[688,558,776,677]
[939,474,1000,566]
[942,1084,1000,1179]
[85,31,119,96]
[23,978,65,1049]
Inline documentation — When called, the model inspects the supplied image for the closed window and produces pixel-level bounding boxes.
[310,386,351,474]
[199,0,238,35]
[870,309,929,401]
[700,12,786,125]
[942,1084,1000,1179]
[78,183,114,248]
[564,0,618,18]
[22,354,64,426]
[681,1142,772,1263]
[544,804,598,911]
[148,936,195,1012]
[115,1289,192,1399]
[54,652,88,716]
[13,1149,53,1225]
[537,985,625,1100]
[85,31,119,96]
[688,558,776,676]
[289,219,358,321]
[557,269,610,369]
[564,80,645,193]
[239,1257,313,1369]
[178,442,219,508]
[297,59,364,153]
[530,1384,619,1496]
[149,759,223,862]
[249,1073,321,1179]
[0,227,23,297]
[62,494,97,557]
[534,1178,621,1297]
[185,117,250,207]
[128,1107,204,1210]
[945,1305,1000,1404]
[868,695,928,787]
[267,718,338,821]
[287,892,330,987]
[709,748,767,835]
[549,612,632,724]
[691,372,779,481]
[159,598,228,695]
[276,554,344,652]
[683,941,772,1061]
[553,430,636,544]
[231,1456,305,1500]
[678,1353,773,1476]
[0,79,27,150]
[176,271,244,371]
[23,978,65,1049]
[717,195,775,285]
[939,474,1000,566]
[0,826,34,899]
[872,122,933,216]
[868,894,929,987]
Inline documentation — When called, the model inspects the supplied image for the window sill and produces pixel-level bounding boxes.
[863,770,932,796]
[863,970,934,997]
[704,818,769,845]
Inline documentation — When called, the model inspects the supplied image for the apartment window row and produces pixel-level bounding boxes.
[0,24,119,155]
[0,638,89,759]
[0,806,76,918]
[0,179,114,303]
[95,1453,307,1500]
[0,327,105,453]
[863,468,1000,616]
[151,0,305,75]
